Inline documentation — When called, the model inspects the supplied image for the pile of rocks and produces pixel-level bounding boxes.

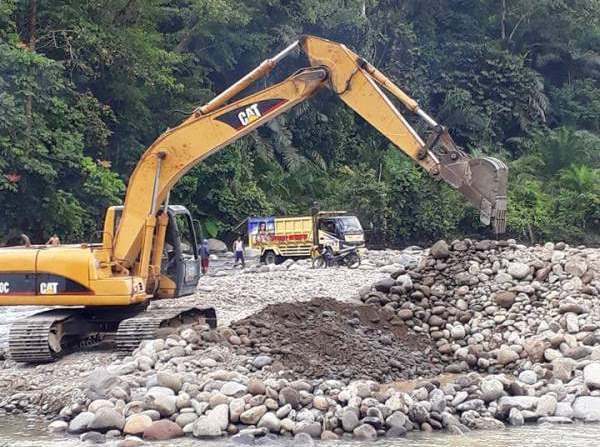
[362,239,599,374]
[48,323,600,445]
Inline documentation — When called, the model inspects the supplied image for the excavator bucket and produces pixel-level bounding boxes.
[433,131,508,234]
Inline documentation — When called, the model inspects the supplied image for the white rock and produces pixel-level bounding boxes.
[584,363,600,390]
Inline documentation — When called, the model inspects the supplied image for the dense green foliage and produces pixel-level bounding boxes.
[1,0,598,246]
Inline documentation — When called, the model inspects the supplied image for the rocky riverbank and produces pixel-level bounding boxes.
[3,240,600,446]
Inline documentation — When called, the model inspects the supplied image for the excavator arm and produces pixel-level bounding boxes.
[112,35,508,273]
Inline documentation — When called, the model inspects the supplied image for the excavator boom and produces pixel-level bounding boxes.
[113,36,507,272]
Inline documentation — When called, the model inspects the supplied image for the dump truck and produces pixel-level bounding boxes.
[246,211,365,264]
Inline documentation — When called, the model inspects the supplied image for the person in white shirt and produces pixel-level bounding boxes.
[233,237,245,268]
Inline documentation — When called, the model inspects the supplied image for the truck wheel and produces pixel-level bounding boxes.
[263,251,277,265]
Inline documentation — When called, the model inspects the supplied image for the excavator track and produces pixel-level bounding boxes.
[9,309,81,363]
[116,306,217,354]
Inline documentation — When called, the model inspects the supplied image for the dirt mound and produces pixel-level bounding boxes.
[231,297,443,382]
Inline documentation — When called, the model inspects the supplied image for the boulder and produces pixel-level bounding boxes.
[85,368,122,400]
[143,419,184,441]
[89,399,114,413]
[374,278,396,293]
[88,407,125,432]
[207,239,227,253]
[124,414,153,435]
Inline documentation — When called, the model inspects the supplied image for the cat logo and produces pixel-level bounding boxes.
[238,104,262,126]
[0,282,9,294]
[40,282,59,295]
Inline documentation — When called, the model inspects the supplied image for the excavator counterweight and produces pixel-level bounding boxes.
[0,35,508,363]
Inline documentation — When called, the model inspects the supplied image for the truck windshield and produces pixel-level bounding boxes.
[337,216,362,233]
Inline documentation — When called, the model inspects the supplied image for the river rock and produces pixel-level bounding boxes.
[494,291,516,309]
[353,423,377,440]
[157,372,183,393]
[146,390,177,417]
[221,382,247,397]
[552,357,576,381]
[573,396,600,422]
[89,399,114,413]
[279,387,300,409]
[508,408,524,426]
[124,414,153,435]
[69,411,96,433]
[143,419,184,440]
[258,412,281,433]
[518,370,537,385]
[508,262,530,279]
[80,431,105,444]
[293,432,315,447]
[498,397,539,416]
[430,240,450,259]
[584,363,600,389]
[88,407,125,432]
[294,421,322,438]
[192,417,223,438]
[536,394,557,417]
[209,404,230,431]
[429,389,446,412]
[481,378,504,402]
[248,379,266,395]
[48,420,68,433]
[240,405,268,425]
[472,417,505,430]
[341,409,359,431]
[496,348,519,365]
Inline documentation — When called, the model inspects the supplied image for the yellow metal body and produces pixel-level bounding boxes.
[0,35,507,308]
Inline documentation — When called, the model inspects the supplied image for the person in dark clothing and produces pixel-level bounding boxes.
[200,239,210,274]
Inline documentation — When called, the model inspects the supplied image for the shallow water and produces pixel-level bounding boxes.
[4,417,600,447]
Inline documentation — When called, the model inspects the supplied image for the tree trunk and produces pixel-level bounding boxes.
[500,0,507,41]
[25,0,37,140]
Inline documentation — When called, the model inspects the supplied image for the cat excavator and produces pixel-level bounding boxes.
[0,36,508,363]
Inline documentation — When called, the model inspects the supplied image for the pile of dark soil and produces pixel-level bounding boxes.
[231,297,443,382]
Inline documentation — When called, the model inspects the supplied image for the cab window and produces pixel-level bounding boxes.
[175,214,195,256]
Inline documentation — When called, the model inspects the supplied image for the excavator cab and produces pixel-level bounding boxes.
[110,205,201,298]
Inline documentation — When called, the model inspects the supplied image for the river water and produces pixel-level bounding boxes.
[4,416,600,447]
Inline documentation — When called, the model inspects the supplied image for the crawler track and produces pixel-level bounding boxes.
[116,306,217,353]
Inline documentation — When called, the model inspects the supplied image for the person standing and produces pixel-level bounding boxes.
[46,234,61,246]
[200,239,210,274]
[233,236,245,268]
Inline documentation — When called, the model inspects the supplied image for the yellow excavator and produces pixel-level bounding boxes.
[0,36,508,363]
